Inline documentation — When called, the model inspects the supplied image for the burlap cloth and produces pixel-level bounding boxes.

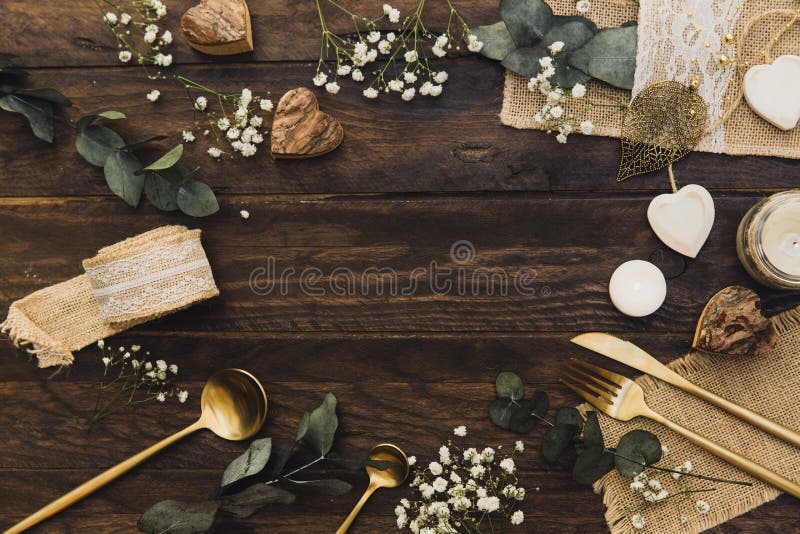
[583,308,800,534]
[500,0,800,159]
[1,226,219,368]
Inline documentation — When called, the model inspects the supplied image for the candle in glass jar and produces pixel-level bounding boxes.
[608,260,667,317]
[737,191,800,290]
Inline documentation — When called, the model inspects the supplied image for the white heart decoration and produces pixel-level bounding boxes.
[743,55,800,131]
[647,184,715,259]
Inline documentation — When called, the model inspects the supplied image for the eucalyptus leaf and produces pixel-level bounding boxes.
[0,94,54,142]
[123,135,169,150]
[489,398,516,430]
[76,110,126,132]
[304,393,338,457]
[541,423,579,462]
[11,87,71,107]
[555,407,584,431]
[143,144,184,171]
[296,412,310,441]
[176,180,220,217]
[221,437,272,488]
[614,429,662,477]
[583,411,604,450]
[137,500,220,534]
[568,23,638,89]
[76,124,125,166]
[573,447,614,485]
[495,371,524,400]
[282,478,353,496]
[220,484,296,519]
[471,21,516,61]
[103,150,144,207]
[500,0,553,47]
[507,392,549,433]
[144,170,180,211]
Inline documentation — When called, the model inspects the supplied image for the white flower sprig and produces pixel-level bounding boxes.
[177,79,273,159]
[90,340,189,429]
[313,1,481,101]
[397,426,526,532]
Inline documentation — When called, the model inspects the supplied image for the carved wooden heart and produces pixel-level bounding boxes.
[181,0,253,55]
[270,88,344,159]
[692,286,777,356]
[743,55,800,131]
[647,184,714,259]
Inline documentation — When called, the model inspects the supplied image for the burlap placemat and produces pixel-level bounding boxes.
[501,0,800,159]
[584,308,800,534]
[1,226,218,368]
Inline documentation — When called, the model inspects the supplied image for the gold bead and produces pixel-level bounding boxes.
[717,53,731,66]
[690,76,701,90]
[724,33,736,44]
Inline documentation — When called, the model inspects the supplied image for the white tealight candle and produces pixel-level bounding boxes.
[761,202,800,277]
[608,260,667,317]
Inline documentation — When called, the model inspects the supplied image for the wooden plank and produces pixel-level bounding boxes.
[0,195,769,334]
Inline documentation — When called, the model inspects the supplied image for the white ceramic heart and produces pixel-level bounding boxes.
[647,184,715,258]
[743,55,800,131]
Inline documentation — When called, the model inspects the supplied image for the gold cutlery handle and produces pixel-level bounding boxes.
[336,483,378,534]
[673,374,800,448]
[649,410,800,498]
[4,421,202,534]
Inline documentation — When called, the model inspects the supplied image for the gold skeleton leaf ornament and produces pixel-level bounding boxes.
[617,80,709,181]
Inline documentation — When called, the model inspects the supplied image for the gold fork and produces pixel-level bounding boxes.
[563,358,800,498]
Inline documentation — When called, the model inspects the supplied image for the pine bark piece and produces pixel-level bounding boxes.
[270,88,344,159]
[692,285,777,356]
[180,0,253,56]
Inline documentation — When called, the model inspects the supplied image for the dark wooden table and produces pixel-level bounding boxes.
[1,1,799,532]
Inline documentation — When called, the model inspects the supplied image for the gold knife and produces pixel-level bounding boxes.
[571,332,800,448]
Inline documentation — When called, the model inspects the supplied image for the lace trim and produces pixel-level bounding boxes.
[85,238,205,287]
[98,272,217,319]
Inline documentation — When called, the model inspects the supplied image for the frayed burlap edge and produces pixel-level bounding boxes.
[583,306,800,534]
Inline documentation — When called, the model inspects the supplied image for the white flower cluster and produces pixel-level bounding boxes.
[526,42,595,144]
[397,427,525,533]
[314,3,480,102]
[576,0,591,14]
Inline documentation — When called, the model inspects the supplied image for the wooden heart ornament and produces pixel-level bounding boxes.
[647,184,715,258]
[693,286,777,356]
[180,0,253,55]
[743,55,800,131]
[270,88,344,159]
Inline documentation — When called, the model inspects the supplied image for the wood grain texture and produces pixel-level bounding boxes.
[2,0,800,531]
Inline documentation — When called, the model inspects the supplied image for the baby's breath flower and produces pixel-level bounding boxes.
[580,120,595,135]
[97,339,105,349]
[499,458,515,474]
[453,426,467,437]
[572,83,587,98]
[102,356,111,367]
[240,209,250,220]
[511,510,524,525]
[407,456,416,466]
[104,12,118,25]
[156,392,166,402]
[434,71,448,84]
[177,390,189,403]
[259,98,273,112]
[146,89,160,102]
[367,31,381,43]
[576,0,591,14]
[515,440,524,452]
[548,41,565,54]
[696,500,710,514]
[119,50,132,63]
[404,50,418,63]
[429,461,443,476]
[352,69,365,82]
[207,146,222,158]
[325,81,341,94]
[466,34,484,53]
[194,96,208,111]
[313,72,328,87]
[154,53,172,67]
[432,477,448,492]
[476,496,499,512]
[144,30,157,44]
[388,7,401,23]
[160,30,172,45]
[631,513,645,530]
[120,13,131,25]
[131,345,141,352]
[182,130,195,143]
[401,88,416,102]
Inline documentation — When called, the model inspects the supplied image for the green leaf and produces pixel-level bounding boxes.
[76,124,125,166]
[555,407,584,431]
[177,180,220,217]
[137,500,220,534]
[76,111,126,132]
[123,135,168,151]
[495,371,524,400]
[221,437,272,487]
[144,170,180,211]
[614,429,662,477]
[282,478,353,496]
[305,393,338,457]
[568,23,638,90]
[507,392,549,433]
[104,150,144,207]
[471,21,517,61]
[0,94,54,142]
[583,411,604,450]
[573,447,614,485]
[220,484,295,519]
[489,398,515,430]
[500,0,553,47]
[541,423,579,462]
[143,144,184,171]
[11,87,71,107]
[296,412,310,441]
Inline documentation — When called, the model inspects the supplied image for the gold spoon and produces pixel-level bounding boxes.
[4,368,268,534]
[336,443,410,534]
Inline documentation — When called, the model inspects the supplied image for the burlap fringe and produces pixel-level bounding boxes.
[0,306,74,367]
[583,304,800,534]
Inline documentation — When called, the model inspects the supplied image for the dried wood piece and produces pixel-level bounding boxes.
[180,0,253,55]
[270,88,344,159]
[692,285,777,356]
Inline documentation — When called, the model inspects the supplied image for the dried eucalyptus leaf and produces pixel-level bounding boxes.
[103,150,144,207]
[296,412,310,441]
[500,0,553,47]
[282,478,353,496]
[177,180,220,217]
[495,371,524,400]
[0,94,54,142]
[614,429,662,477]
[555,407,584,431]
[144,170,180,211]
[471,21,516,61]
[305,393,338,457]
[573,447,614,485]
[76,124,125,166]
[568,24,638,89]
[220,484,296,518]
[144,143,184,171]
[137,500,220,534]
[541,423,579,462]
[221,437,272,488]
[582,411,604,450]
[489,398,515,430]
